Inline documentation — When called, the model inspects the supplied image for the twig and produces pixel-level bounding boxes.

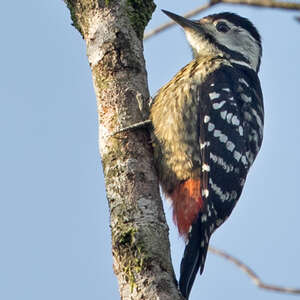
[144,3,213,40]
[144,0,300,41]
[209,246,300,294]
[110,120,152,137]
[218,0,300,10]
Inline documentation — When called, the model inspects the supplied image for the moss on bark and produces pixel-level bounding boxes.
[126,0,156,39]
[113,226,149,292]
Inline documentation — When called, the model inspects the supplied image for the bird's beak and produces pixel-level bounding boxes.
[162,10,199,31]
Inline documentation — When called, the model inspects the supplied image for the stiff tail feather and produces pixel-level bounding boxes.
[179,216,209,299]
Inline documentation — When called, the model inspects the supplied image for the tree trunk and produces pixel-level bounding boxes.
[64,1,182,299]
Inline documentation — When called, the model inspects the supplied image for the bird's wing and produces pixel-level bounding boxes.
[179,65,253,299]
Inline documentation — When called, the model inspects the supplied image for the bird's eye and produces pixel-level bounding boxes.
[216,22,230,33]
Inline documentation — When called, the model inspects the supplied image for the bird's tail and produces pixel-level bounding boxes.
[179,217,209,299]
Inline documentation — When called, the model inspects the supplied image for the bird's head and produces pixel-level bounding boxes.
[162,10,262,72]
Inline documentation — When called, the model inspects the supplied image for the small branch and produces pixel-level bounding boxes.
[209,246,300,295]
[144,0,300,40]
[110,120,152,137]
[218,0,300,10]
[144,3,213,40]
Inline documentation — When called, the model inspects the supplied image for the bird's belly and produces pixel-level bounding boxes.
[152,129,201,194]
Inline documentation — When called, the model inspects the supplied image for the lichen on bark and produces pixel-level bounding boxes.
[64,0,105,37]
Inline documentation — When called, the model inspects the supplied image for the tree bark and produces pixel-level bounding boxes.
[64,1,182,299]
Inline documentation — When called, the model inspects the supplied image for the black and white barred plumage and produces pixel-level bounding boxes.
[150,10,264,299]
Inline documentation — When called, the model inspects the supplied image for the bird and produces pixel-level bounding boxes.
[149,10,264,299]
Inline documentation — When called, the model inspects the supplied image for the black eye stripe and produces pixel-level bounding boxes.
[216,22,230,33]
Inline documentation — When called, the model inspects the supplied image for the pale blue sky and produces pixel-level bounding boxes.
[1,1,300,300]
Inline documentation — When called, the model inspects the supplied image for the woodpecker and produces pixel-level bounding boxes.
[150,10,264,299]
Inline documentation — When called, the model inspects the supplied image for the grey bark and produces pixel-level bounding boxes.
[64,1,183,299]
